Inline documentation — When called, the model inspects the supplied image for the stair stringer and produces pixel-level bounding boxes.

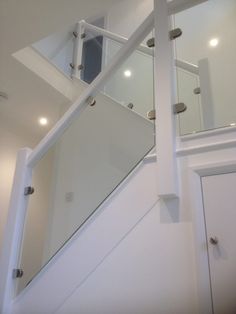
[11,159,159,314]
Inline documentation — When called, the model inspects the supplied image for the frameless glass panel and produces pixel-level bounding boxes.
[103,40,154,119]
[80,30,154,120]
[32,25,75,77]
[174,0,236,135]
[16,48,155,294]
[176,68,203,134]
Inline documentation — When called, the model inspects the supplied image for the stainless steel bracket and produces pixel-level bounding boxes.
[174,103,187,114]
[24,186,34,196]
[13,269,24,278]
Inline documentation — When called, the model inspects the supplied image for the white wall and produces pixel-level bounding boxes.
[106,0,153,39]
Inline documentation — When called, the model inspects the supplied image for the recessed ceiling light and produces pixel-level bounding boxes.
[124,69,132,77]
[38,117,48,126]
[209,38,219,47]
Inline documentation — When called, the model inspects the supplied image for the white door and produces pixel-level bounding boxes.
[202,172,236,314]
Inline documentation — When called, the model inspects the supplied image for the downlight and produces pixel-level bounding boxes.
[209,38,219,47]
[38,117,48,126]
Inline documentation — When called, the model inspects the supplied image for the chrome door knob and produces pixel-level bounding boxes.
[209,236,218,245]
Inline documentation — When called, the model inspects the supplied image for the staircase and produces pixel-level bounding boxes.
[0,1,205,313]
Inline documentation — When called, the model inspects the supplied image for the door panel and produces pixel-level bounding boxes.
[202,172,236,314]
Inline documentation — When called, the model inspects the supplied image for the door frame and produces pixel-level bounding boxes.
[188,159,236,314]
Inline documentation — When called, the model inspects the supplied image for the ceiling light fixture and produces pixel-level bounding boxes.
[38,117,48,126]
[209,38,219,47]
[124,69,132,78]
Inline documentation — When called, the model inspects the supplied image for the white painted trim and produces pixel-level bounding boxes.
[188,169,213,314]
[71,22,82,79]
[81,21,199,75]
[180,125,236,141]
[143,153,157,163]
[175,59,199,74]
[81,21,154,56]
[11,159,159,313]
[176,139,236,156]
[0,148,32,314]
[154,0,178,198]
[27,11,154,168]
[188,158,236,314]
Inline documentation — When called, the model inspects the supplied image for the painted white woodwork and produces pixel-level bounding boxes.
[0,148,32,314]
[202,173,236,314]
[71,22,81,78]
[26,11,154,168]
[81,20,153,56]
[154,0,178,198]
[72,21,85,79]
[11,160,198,314]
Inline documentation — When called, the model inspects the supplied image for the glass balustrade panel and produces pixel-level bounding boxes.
[80,30,154,121]
[16,44,155,295]
[174,0,236,135]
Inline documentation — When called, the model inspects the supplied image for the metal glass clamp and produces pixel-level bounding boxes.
[173,103,187,114]
[146,28,182,48]
[78,64,84,71]
[147,109,156,120]
[209,237,218,245]
[13,269,24,278]
[24,186,34,196]
[86,96,96,107]
[69,63,75,69]
[146,37,155,48]
[169,28,182,40]
[194,87,201,95]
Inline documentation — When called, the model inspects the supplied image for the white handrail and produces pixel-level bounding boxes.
[27,11,155,168]
[175,59,199,75]
[28,0,205,167]
[81,21,153,56]
[81,21,199,75]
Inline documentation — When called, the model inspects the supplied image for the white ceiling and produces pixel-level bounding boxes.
[0,0,121,141]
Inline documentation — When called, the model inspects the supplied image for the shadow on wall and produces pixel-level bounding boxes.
[160,198,180,223]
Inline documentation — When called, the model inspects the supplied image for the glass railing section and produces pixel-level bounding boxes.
[15,47,155,295]
[79,30,154,120]
[32,25,75,77]
[176,67,203,135]
[174,0,236,135]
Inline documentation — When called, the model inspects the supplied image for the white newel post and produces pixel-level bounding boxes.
[72,21,85,79]
[0,148,32,314]
[154,0,179,198]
